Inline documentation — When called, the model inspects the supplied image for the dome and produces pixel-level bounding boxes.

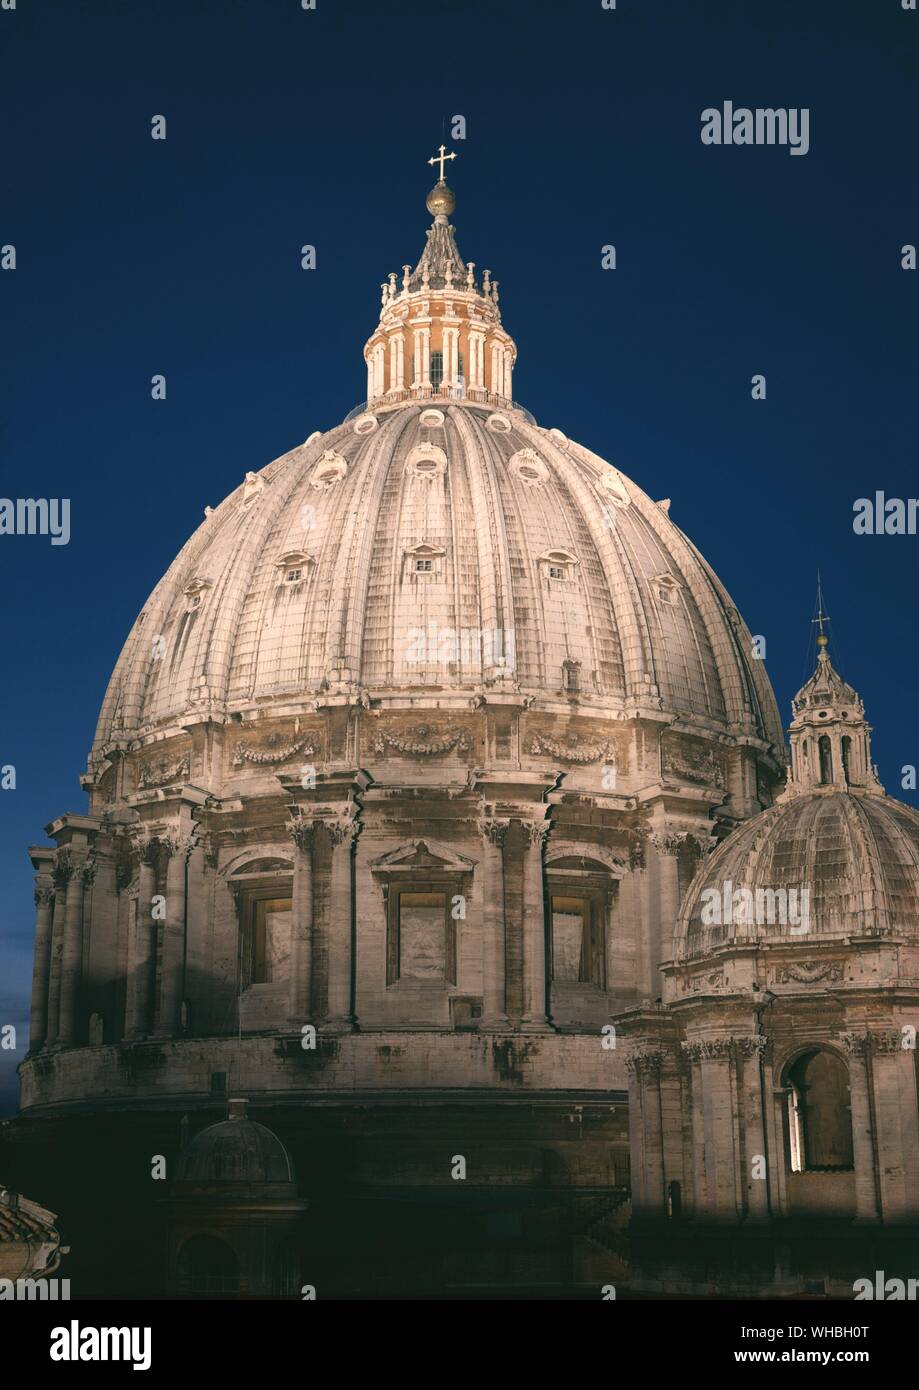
[175,1103,296,1193]
[89,400,781,764]
[675,789,919,962]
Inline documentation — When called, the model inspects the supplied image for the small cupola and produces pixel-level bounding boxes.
[781,589,883,798]
[362,146,517,408]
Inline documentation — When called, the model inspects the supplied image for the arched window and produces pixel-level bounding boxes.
[227,858,294,1030]
[430,351,444,390]
[818,735,833,785]
[786,1050,853,1172]
[841,735,852,784]
[176,1235,239,1296]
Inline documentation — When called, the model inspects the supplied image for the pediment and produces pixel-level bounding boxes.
[371,838,476,874]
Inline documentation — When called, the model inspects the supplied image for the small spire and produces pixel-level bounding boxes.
[812,571,831,653]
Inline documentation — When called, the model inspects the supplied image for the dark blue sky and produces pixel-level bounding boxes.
[1,0,916,1113]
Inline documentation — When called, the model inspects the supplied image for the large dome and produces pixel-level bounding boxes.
[90,400,781,764]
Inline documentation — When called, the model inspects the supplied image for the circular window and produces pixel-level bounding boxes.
[487,413,512,434]
[309,450,348,490]
[353,414,377,436]
[420,409,445,428]
[405,443,447,479]
[599,470,631,508]
[549,427,569,451]
[509,448,549,486]
[304,430,322,448]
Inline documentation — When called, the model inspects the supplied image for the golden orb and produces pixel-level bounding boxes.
[426,180,455,217]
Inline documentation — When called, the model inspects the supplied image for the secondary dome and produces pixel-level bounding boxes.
[675,644,919,961]
[676,790,919,962]
[174,1101,296,1193]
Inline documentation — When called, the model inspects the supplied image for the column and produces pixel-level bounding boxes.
[155,835,188,1037]
[650,831,684,977]
[866,1030,919,1221]
[739,1036,770,1222]
[446,327,459,388]
[520,822,551,1031]
[698,1040,740,1221]
[365,356,373,401]
[57,851,89,1046]
[29,877,55,1049]
[478,818,509,1030]
[470,332,484,388]
[490,343,501,397]
[412,329,422,391]
[44,856,71,1047]
[503,348,513,401]
[324,818,358,1031]
[684,1044,708,1216]
[287,820,315,1027]
[421,329,431,389]
[629,1050,666,1219]
[125,841,157,1040]
[840,1032,880,1223]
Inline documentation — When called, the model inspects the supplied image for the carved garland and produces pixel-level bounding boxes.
[773,961,844,984]
[528,732,614,764]
[138,753,190,788]
[372,726,471,757]
[232,736,316,767]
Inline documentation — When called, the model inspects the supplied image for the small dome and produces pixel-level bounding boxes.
[175,1102,296,1192]
[675,791,919,961]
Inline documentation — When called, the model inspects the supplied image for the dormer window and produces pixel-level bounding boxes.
[563,660,581,695]
[404,543,445,581]
[654,573,683,607]
[539,548,579,583]
[183,577,213,612]
[275,550,313,586]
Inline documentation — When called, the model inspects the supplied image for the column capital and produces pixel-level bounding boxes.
[522,821,550,850]
[286,817,318,853]
[839,1030,870,1057]
[478,817,510,847]
[625,1047,664,1078]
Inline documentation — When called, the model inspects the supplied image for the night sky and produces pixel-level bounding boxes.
[1,0,916,1114]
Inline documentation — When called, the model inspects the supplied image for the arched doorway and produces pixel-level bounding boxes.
[783,1049,855,1218]
[176,1234,239,1296]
